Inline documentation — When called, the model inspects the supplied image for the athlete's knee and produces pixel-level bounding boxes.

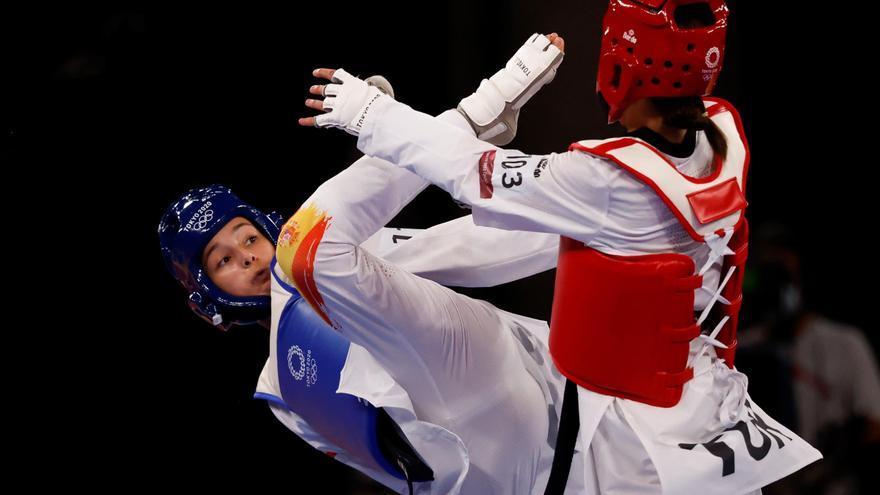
[275,200,357,290]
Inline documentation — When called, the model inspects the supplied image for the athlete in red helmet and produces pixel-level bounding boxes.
[297,1,822,493]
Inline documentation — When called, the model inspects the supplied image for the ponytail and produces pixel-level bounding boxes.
[652,96,727,158]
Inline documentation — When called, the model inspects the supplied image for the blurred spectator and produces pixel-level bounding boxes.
[739,223,880,494]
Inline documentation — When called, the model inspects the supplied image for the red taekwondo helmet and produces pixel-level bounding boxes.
[596,0,729,123]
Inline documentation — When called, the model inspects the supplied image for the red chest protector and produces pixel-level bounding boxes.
[548,97,750,408]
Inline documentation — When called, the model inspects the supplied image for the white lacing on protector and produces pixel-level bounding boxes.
[688,227,736,373]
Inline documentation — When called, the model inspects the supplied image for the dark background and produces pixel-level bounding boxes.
[8,1,872,491]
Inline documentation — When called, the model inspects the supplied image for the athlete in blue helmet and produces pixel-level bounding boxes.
[159,36,588,494]
[159,184,283,330]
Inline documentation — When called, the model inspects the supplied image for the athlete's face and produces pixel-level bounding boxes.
[202,217,274,297]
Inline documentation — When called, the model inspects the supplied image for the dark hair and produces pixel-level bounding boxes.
[652,96,728,158]
[651,2,727,158]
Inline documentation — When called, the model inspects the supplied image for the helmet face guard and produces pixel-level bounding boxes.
[596,0,729,122]
[158,185,284,330]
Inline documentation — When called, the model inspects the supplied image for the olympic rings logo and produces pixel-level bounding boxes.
[192,210,214,230]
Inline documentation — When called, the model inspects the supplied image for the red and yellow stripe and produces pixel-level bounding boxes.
[276,203,334,326]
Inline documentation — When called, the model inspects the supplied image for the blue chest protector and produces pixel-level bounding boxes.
[254,263,435,486]
[260,291,406,479]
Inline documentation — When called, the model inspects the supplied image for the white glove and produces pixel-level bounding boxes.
[314,68,393,136]
[457,33,564,145]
